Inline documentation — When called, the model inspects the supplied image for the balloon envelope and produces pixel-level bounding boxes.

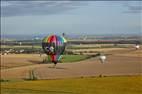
[99,55,106,63]
[42,35,67,63]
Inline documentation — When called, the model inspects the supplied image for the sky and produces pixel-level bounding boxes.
[1,1,142,36]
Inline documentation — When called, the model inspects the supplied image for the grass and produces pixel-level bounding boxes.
[1,76,142,94]
[44,55,91,63]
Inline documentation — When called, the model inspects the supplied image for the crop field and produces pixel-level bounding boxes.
[1,54,91,69]
[1,76,142,94]
[1,45,142,94]
[1,54,42,69]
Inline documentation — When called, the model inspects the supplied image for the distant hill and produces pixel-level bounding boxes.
[1,33,141,41]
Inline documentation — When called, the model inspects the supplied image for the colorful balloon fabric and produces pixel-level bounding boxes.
[42,35,67,63]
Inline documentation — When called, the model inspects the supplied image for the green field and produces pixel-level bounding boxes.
[44,55,91,63]
[1,76,142,94]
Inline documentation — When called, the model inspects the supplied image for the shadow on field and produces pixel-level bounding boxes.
[28,60,68,70]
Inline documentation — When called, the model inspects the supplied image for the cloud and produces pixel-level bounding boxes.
[1,1,88,17]
[122,1,142,13]
[99,1,142,14]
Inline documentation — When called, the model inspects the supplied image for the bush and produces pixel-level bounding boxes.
[0,79,9,82]
[26,69,38,80]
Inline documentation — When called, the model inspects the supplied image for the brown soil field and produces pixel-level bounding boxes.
[1,54,43,69]
[1,48,142,80]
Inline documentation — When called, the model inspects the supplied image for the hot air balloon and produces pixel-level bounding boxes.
[99,55,106,63]
[42,35,67,66]
[135,44,140,50]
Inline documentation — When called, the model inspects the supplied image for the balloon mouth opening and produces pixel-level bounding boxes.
[52,61,58,64]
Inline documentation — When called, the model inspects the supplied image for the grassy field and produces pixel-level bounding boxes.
[43,55,91,63]
[1,76,142,94]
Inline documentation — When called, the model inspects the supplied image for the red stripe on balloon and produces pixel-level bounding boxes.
[51,55,56,62]
[54,55,56,62]
[53,35,57,43]
[50,35,53,43]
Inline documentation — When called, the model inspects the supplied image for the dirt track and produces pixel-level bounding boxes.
[1,48,142,80]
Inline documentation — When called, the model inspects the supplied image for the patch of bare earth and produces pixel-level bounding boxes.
[1,54,43,69]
